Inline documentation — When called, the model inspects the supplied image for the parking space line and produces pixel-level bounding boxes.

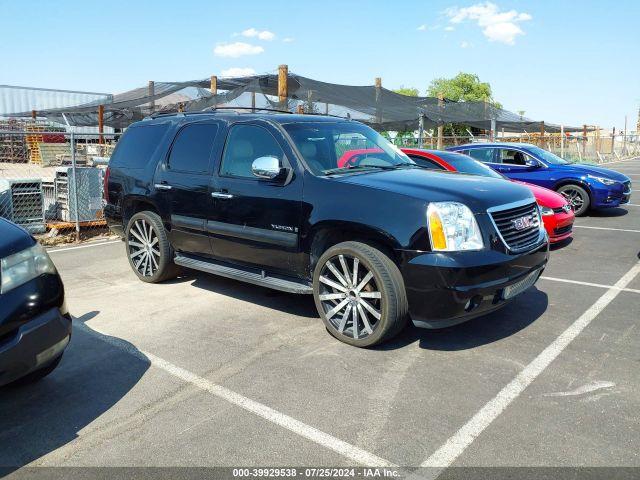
[74,321,396,468]
[421,261,640,469]
[48,240,121,253]
[573,225,640,233]
[540,275,640,294]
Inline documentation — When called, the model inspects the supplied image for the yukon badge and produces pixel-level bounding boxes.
[512,216,533,231]
[271,224,298,233]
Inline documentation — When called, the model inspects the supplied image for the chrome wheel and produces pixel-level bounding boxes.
[318,254,382,340]
[560,188,585,210]
[127,219,160,277]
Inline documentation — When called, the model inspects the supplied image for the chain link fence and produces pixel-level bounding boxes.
[0,119,120,246]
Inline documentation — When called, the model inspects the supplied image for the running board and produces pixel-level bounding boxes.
[174,254,313,294]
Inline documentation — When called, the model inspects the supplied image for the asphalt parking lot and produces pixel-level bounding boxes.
[2,157,639,473]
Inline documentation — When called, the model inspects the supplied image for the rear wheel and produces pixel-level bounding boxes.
[126,211,179,283]
[557,184,590,216]
[313,241,408,347]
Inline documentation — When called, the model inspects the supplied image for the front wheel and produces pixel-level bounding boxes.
[557,184,590,216]
[313,241,408,347]
[126,211,179,283]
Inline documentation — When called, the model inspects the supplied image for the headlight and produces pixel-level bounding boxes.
[587,175,617,186]
[540,206,555,216]
[427,202,484,251]
[0,243,57,294]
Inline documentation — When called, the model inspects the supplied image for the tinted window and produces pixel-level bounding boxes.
[443,154,504,179]
[467,148,496,163]
[110,124,168,168]
[168,123,219,173]
[408,155,444,170]
[220,125,285,179]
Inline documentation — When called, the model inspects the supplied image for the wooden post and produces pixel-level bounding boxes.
[148,81,155,113]
[583,124,588,157]
[374,77,382,126]
[278,64,288,109]
[325,102,329,115]
[437,92,444,150]
[251,91,256,112]
[296,105,304,114]
[31,110,37,121]
[540,121,545,148]
[210,75,217,95]
[98,104,104,144]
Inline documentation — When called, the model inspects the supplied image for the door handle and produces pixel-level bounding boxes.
[211,192,234,199]
[154,183,172,190]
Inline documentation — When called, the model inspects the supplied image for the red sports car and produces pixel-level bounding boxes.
[401,148,575,243]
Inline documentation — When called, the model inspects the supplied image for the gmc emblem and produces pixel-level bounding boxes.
[512,216,533,231]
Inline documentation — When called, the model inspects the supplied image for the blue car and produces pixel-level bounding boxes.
[447,143,631,216]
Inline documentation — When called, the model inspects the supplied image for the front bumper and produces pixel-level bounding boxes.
[399,240,549,328]
[543,211,574,243]
[0,307,71,386]
[591,181,632,208]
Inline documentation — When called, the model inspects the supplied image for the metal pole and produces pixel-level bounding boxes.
[623,116,627,156]
[490,118,496,142]
[70,131,81,242]
[560,125,565,158]
[418,115,424,149]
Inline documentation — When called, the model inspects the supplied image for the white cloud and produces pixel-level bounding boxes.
[417,24,427,31]
[220,67,256,77]
[445,25,455,31]
[282,37,294,43]
[241,28,275,41]
[214,42,264,58]
[444,2,531,45]
[460,41,473,48]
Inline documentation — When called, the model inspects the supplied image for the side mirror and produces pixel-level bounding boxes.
[252,156,286,180]
[525,158,541,169]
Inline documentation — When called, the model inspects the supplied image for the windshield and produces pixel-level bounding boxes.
[438,152,505,179]
[525,145,569,165]
[283,122,414,176]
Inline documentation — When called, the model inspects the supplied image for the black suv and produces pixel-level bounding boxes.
[105,112,549,347]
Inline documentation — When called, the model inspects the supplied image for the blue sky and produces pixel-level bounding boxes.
[1,0,638,130]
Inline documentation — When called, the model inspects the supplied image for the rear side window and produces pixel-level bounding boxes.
[168,123,219,173]
[467,148,496,163]
[110,124,169,168]
[407,155,444,170]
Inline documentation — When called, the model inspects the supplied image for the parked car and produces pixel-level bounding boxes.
[0,218,71,386]
[446,143,632,216]
[104,112,549,347]
[402,149,575,244]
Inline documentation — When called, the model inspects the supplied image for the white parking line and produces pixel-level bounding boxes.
[540,276,640,294]
[74,321,395,468]
[573,225,640,233]
[421,261,640,469]
[47,239,121,253]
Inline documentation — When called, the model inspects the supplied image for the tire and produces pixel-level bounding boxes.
[8,355,63,387]
[557,184,590,216]
[125,210,179,283]
[313,241,408,347]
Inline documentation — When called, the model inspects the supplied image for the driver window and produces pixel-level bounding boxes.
[500,149,531,166]
[220,125,285,179]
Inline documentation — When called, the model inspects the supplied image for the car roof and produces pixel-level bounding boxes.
[135,112,350,128]
[450,142,538,149]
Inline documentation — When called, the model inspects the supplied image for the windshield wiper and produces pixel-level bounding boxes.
[323,164,415,176]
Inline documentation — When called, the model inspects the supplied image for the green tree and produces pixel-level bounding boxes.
[394,86,419,97]
[427,72,501,108]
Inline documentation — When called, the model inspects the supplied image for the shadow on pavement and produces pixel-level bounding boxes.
[550,237,573,250]
[588,207,628,217]
[0,311,149,470]
[379,286,548,351]
[189,271,318,319]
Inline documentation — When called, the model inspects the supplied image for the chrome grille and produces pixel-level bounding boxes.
[489,201,542,252]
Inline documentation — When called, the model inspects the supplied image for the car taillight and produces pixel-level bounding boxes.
[103,166,110,203]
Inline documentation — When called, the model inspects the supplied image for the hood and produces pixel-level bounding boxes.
[335,168,535,214]
[556,163,630,182]
[0,218,35,259]
[512,180,567,208]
